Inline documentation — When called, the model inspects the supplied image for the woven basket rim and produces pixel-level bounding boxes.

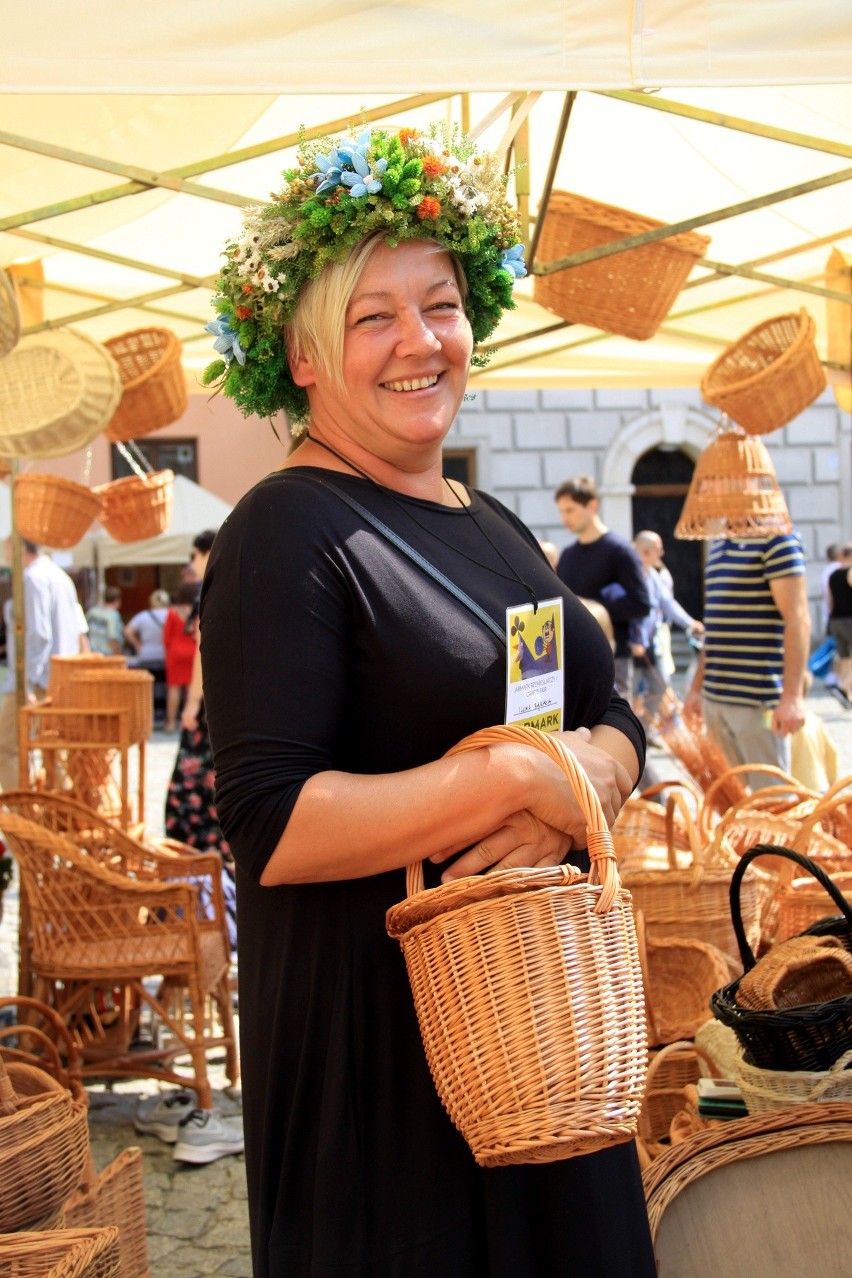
[94,468,174,498]
[104,326,182,389]
[14,471,101,502]
[0,328,122,459]
[701,309,816,400]
[545,188,711,257]
[0,267,22,358]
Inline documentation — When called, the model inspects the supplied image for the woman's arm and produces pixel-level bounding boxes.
[261,724,639,887]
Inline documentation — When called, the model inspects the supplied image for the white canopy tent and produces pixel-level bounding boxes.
[0,5,850,398]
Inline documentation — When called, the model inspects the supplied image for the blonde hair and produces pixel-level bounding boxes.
[286,233,468,392]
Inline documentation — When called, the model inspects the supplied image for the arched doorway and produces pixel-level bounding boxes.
[631,447,704,621]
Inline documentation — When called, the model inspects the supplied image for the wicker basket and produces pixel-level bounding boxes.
[637,1040,720,1166]
[48,655,128,703]
[533,190,710,340]
[621,792,760,972]
[103,328,187,442]
[0,329,122,460]
[65,1148,149,1278]
[734,933,852,1011]
[710,844,852,1071]
[675,422,792,540]
[735,1045,852,1116]
[13,473,102,550]
[700,310,826,435]
[0,995,86,1101]
[642,930,733,1047]
[94,469,174,542]
[386,724,647,1167]
[0,1227,121,1277]
[63,669,154,743]
[0,266,21,359]
[0,1057,90,1233]
[612,778,702,869]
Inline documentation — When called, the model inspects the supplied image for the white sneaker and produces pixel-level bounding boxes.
[134,1089,197,1144]
[172,1108,245,1164]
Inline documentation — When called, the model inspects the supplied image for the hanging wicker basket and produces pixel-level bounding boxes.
[0,266,21,359]
[103,328,188,442]
[701,310,826,435]
[386,724,647,1167]
[94,469,174,542]
[13,474,102,550]
[675,422,792,540]
[533,190,710,341]
[0,329,122,460]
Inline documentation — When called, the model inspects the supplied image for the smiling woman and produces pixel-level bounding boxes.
[200,122,656,1278]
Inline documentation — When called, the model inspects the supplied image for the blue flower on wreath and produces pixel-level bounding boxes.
[205,316,246,367]
[336,129,372,166]
[312,146,345,194]
[500,244,528,281]
[341,151,388,199]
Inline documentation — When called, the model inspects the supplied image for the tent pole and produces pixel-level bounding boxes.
[8,458,26,712]
[527,91,576,270]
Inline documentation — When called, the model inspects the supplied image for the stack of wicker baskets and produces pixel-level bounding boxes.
[711,846,852,1116]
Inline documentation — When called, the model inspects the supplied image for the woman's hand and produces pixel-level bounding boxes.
[431,809,571,881]
[181,696,200,732]
[430,728,633,882]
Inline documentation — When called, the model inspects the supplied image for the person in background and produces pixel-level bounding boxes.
[537,538,560,571]
[124,588,169,670]
[162,581,199,732]
[554,475,650,700]
[200,122,654,1278]
[86,585,124,656]
[684,532,810,788]
[630,530,704,738]
[826,542,852,709]
[0,539,85,789]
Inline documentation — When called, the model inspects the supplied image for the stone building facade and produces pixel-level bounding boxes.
[449,384,851,633]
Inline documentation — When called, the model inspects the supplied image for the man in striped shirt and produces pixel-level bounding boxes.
[684,532,811,788]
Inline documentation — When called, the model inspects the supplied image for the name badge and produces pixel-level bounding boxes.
[505,597,564,733]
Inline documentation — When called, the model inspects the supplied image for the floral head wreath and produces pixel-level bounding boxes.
[203,122,527,428]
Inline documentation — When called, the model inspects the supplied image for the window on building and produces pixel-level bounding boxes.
[443,447,477,487]
[110,439,198,482]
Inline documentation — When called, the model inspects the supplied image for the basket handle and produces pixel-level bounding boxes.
[665,790,704,873]
[405,724,620,914]
[697,763,804,840]
[809,1046,852,1100]
[729,843,852,972]
[0,1052,18,1115]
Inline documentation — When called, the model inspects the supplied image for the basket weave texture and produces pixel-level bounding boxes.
[104,328,188,442]
[0,266,21,359]
[13,473,102,549]
[63,669,153,743]
[65,1148,149,1278]
[710,845,852,1071]
[675,423,792,540]
[735,1045,852,1115]
[48,654,128,702]
[700,309,826,435]
[0,1227,121,1277]
[0,330,122,460]
[620,792,760,972]
[0,1055,89,1233]
[94,468,174,542]
[386,724,647,1167]
[533,190,709,341]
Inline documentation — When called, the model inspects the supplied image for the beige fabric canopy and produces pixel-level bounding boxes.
[1,5,850,394]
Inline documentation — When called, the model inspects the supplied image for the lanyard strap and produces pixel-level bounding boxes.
[306,475,506,649]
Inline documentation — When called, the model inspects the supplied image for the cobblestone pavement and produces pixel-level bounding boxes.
[1,690,851,1275]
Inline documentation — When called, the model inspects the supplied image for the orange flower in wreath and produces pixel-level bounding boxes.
[421,155,445,179]
[416,196,441,221]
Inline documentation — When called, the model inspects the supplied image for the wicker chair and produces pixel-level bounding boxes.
[0,806,238,1111]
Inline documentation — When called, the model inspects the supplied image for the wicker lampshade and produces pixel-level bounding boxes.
[675,422,792,540]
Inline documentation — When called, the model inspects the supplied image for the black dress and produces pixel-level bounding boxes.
[202,469,656,1278]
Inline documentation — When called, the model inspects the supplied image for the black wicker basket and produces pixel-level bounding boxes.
[710,844,852,1071]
